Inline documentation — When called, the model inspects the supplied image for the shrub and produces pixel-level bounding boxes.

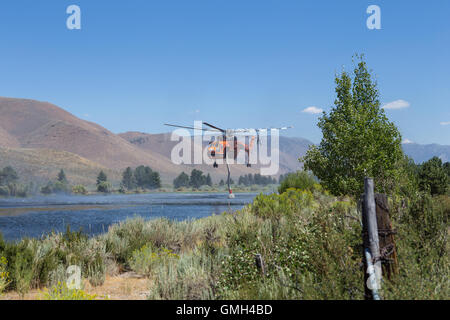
[130,244,179,276]
[148,251,214,300]
[381,192,449,299]
[97,181,111,193]
[52,181,70,194]
[0,186,9,196]
[12,246,34,297]
[418,157,448,195]
[41,183,53,195]
[87,258,106,287]
[39,282,98,300]
[40,181,70,195]
[0,256,10,294]
[72,185,88,195]
[250,189,315,219]
[278,171,318,194]
[217,190,363,299]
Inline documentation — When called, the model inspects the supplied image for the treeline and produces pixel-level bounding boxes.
[405,156,449,196]
[3,164,164,197]
[41,169,108,195]
[40,166,162,195]
[0,166,28,197]
[237,173,277,186]
[278,156,450,197]
[173,170,279,190]
[173,169,212,189]
[120,166,161,191]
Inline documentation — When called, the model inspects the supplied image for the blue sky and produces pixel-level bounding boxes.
[0,0,449,144]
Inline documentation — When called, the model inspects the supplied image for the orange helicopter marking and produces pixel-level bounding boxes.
[206,136,256,160]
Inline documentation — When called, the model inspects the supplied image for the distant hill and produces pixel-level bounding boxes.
[402,142,450,164]
[0,97,177,171]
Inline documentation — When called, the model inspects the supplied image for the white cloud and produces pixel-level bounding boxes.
[302,106,323,114]
[382,99,410,110]
[440,121,450,126]
[402,138,414,144]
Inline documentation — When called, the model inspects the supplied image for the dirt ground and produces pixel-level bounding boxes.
[0,272,151,300]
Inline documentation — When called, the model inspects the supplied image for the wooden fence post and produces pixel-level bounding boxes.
[362,177,382,300]
[255,254,265,276]
[374,193,399,279]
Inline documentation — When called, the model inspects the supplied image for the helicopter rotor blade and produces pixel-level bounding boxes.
[255,126,293,133]
[226,126,293,134]
[203,122,226,133]
[164,123,221,132]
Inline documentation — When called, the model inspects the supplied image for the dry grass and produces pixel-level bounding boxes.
[0,274,150,300]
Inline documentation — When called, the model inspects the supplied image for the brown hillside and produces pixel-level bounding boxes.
[0,125,20,148]
[0,147,120,187]
[0,97,194,182]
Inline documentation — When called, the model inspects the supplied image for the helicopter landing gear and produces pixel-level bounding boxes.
[213,162,218,168]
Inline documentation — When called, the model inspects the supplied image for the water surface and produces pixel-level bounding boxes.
[0,193,257,242]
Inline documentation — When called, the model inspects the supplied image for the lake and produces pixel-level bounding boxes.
[0,192,258,242]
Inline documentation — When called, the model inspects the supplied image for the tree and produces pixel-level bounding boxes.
[418,157,448,196]
[173,172,190,188]
[0,166,18,185]
[57,169,68,184]
[150,171,161,189]
[96,171,110,193]
[53,169,70,193]
[134,165,149,188]
[134,166,160,189]
[444,162,450,178]
[122,167,136,190]
[97,171,108,185]
[302,55,403,196]
[219,179,225,186]
[205,173,212,187]
[189,169,206,189]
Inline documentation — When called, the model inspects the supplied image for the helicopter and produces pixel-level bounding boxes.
[164,122,292,198]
